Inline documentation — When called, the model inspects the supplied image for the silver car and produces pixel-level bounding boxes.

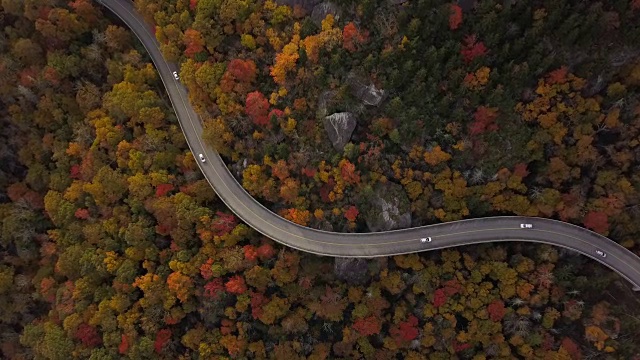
[595,250,607,258]
[198,153,206,163]
[520,224,533,229]
[420,237,432,243]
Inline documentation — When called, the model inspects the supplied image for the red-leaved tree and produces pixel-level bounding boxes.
[344,206,359,222]
[200,258,214,280]
[245,91,270,126]
[250,291,268,319]
[211,212,238,236]
[183,29,205,58]
[487,299,506,322]
[546,66,569,85]
[154,329,172,353]
[225,275,247,294]
[227,58,257,83]
[268,108,284,122]
[257,243,276,260]
[461,34,487,63]
[583,211,609,234]
[243,245,258,262]
[340,159,360,185]
[353,316,382,336]
[449,4,463,30]
[74,208,90,220]
[155,183,174,197]
[513,163,530,178]
[433,288,447,307]
[119,335,129,354]
[70,164,81,179]
[560,337,582,360]
[469,106,499,135]
[73,323,102,347]
[453,340,472,353]
[342,22,368,52]
[203,278,224,299]
[390,315,419,345]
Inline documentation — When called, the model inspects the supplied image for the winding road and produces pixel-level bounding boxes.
[97,0,640,291]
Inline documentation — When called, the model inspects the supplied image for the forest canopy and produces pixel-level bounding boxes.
[0,0,640,359]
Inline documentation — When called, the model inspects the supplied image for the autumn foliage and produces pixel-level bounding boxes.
[5,0,640,359]
[583,211,609,234]
[546,66,569,85]
[342,22,368,52]
[155,183,174,197]
[449,4,463,30]
[390,315,419,345]
[281,208,311,226]
[257,243,276,260]
[344,205,359,222]
[470,106,499,135]
[245,91,270,126]
[225,275,248,294]
[203,278,225,299]
[119,335,129,354]
[73,323,102,347]
[183,29,204,58]
[74,208,90,219]
[487,299,506,321]
[461,35,488,63]
[211,212,238,236]
[352,315,382,336]
[154,329,172,353]
[243,245,259,261]
[227,58,257,83]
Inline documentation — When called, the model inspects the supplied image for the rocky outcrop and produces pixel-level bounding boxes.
[363,182,411,232]
[334,258,370,285]
[323,112,356,151]
[311,2,339,27]
[347,73,386,106]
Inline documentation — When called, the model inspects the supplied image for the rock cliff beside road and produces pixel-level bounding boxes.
[363,182,412,232]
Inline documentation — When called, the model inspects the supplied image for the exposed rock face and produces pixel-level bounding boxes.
[323,112,356,151]
[311,2,339,27]
[582,75,606,98]
[275,0,322,12]
[347,73,386,106]
[364,182,411,232]
[334,258,370,285]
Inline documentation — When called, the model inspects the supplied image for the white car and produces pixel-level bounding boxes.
[198,153,206,163]
[595,250,607,258]
[420,237,432,243]
[173,71,179,80]
[520,224,533,229]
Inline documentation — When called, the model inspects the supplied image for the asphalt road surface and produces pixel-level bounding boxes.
[97,0,640,291]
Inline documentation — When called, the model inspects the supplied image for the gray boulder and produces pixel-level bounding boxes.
[323,112,356,151]
[334,258,370,285]
[347,73,386,106]
[311,2,339,27]
[363,182,411,232]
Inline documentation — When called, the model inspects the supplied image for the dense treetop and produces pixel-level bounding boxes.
[1,0,640,359]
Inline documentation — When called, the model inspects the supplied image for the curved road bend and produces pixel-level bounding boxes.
[98,0,640,291]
